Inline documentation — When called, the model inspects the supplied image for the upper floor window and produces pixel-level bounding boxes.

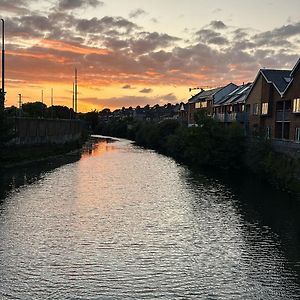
[253,103,260,115]
[295,128,300,142]
[293,98,300,113]
[195,101,207,109]
[261,103,268,115]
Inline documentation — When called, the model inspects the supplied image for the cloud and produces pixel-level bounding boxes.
[209,20,227,30]
[253,22,300,47]
[58,0,104,10]
[160,93,177,101]
[212,8,222,14]
[122,84,135,89]
[76,16,139,35]
[139,88,153,93]
[0,0,30,14]
[1,3,300,109]
[129,8,147,19]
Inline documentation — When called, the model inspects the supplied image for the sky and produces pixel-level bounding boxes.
[0,0,299,112]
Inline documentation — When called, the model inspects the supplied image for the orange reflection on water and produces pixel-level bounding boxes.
[81,139,116,159]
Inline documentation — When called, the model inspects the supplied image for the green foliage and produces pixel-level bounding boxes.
[22,102,47,117]
[245,138,300,192]
[0,111,14,147]
[97,114,300,193]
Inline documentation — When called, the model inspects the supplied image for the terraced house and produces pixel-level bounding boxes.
[213,83,252,127]
[246,58,300,142]
[187,83,237,126]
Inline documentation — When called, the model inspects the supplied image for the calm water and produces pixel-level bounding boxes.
[0,137,299,299]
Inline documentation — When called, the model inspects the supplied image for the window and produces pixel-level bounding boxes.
[195,101,207,109]
[296,128,300,142]
[266,127,271,139]
[201,101,207,108]
[293,98,300,113]
[253,103,260,115]
[261,103,268,115]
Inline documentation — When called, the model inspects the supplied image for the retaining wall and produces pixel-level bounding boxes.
[9,117,84,145]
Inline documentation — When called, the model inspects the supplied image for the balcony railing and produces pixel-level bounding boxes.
[213,112,248,123]
[276,110,291,122]
[214,113,225,122]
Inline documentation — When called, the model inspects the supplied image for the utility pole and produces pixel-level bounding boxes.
[51,88,54,119]
[18,93,22,117]
[1,19,5,112]
[74,68,78,113]
[41,89,44,118]
[72,82,74,110]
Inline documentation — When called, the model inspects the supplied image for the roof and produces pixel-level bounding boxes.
[188,86,224,103]
[260,69,291,94]
[215,83,252,106]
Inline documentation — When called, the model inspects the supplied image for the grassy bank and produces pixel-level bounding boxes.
[96,113,300,194]
[0,139,87,169]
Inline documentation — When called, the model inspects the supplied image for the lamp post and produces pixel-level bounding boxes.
[1,19,5,111]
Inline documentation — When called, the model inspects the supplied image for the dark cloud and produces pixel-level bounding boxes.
[122,84,134,89]
[129,9,147,19]
[160,93,177,101]
[1,3,299,100]
[253,22,300,47]
[209,20,227,29]
[196,28,229,45]
[76,16,139,35]
[139,88,153,93]
[58,0,103,10]
[130,32,179,54]
[0,0,30,14]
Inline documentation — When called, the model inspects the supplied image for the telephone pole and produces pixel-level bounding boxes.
[51,88,54,118]
[1,19,5,112]
[18,93,22,117]
[74,68,78,113]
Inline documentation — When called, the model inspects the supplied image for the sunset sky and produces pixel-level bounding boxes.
[0,0,300,112]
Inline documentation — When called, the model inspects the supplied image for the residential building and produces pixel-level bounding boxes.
[213,83,252,126]
[187,83,237,125]
[246,58,300,141]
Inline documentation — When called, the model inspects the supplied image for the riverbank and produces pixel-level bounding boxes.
[0,139,87,169]
[96,115,300,195]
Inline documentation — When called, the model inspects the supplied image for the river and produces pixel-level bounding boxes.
[0,137,299,299]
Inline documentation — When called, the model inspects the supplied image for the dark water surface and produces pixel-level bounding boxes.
[0,137,299,299]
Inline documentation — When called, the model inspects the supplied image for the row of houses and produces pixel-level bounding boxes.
[181,58,300,143]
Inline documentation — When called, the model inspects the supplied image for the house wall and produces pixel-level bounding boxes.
[247,73,263,135]
[283,67,300,140]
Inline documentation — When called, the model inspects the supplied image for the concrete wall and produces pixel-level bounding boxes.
[10,118,84,145]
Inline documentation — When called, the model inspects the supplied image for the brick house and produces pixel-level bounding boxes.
[246,58,300,141]
[187,83,237,125]
[213,83,252,126]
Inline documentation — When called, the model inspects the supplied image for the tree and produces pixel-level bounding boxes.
[22,101,47,118]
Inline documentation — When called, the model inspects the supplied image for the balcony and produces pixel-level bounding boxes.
[214,113,225,122]
[213,112,248,123]
[276,110,291,122]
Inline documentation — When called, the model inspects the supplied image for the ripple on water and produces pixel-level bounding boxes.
[0,139,299,299]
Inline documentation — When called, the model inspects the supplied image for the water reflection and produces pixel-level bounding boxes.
[0,138,299,299]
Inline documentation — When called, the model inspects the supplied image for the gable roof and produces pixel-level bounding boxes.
[215,83,252,106]
[260,69,291,94]
[188,83,237,103]
[188,86,223,103]
[290,57,300,77]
